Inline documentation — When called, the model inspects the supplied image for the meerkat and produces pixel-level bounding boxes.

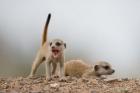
[64,60,115,78]
[29,13,66,81]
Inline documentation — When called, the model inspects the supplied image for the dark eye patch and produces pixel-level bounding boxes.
[104,66,110,70]
[50,42,52,46]
[94,65,99,71]
[64,43,66,48]
[56,42,61,46]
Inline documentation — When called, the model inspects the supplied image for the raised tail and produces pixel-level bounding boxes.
[42,13,51,45]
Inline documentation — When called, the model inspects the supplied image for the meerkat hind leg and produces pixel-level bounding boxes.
[46,61,52,81]
[29,52,43,77]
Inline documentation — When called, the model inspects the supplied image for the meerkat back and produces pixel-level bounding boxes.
[64,60,90,77]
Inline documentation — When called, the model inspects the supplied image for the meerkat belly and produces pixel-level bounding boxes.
[64,60,90,77]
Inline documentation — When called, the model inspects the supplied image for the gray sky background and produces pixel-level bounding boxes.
[0,0,140,77]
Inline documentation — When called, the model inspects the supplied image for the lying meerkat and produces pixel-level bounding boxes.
[29,13,66,81]
[64,60,115,78]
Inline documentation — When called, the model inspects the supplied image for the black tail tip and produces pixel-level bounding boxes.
[48,13,51,18]
[46,13,51,24]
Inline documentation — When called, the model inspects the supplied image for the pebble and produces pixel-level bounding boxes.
[92,79,98,85]
[50,83,59,88]
[114,87,129,93]
[104,78,118,82]
[90,90,99,93]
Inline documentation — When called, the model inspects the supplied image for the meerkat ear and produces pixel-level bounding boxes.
[64,43,66,48]
[94,65,99,71]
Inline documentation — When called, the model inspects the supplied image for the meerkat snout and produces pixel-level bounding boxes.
[94,61,115,76]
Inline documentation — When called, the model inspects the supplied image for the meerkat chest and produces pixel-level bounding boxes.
[51,59,60,63]
[47,55,63,63]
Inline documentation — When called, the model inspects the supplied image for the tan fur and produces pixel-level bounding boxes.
[65,60,91,77]
[29,13,66,81]
[64,60,115,78]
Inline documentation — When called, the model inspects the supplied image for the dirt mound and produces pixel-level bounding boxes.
[0,76,140,93]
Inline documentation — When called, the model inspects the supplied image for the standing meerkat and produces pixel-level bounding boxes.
[29,13,66,81]
[64,60,115,78]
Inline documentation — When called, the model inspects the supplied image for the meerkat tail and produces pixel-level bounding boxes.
[42,13,51,45]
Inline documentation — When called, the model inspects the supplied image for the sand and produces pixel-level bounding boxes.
[0,76,140,93]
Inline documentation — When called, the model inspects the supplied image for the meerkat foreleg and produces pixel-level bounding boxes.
[59,59,66,81]
[52,63,57,75]
[60,62,64,77]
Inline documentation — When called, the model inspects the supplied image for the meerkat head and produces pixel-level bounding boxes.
[93,61,115,77]
[49,39,66,58]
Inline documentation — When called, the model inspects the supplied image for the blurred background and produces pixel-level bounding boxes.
[0,0,140,78]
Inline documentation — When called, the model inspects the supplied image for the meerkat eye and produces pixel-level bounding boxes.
[56,42,61,46]
[94,65,99,71]
[64,43,66,48]
[104,66,110,70]
[50,42,52,46]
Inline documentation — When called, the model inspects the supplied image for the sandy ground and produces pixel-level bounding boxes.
[0,76,140,93]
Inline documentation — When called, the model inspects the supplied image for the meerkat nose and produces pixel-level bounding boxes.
[112,69,115,73]
[52,46,55,49]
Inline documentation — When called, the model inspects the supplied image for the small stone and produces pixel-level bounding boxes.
[29,90,43,93]
[90,90,99,93]
[122,78,129,81]
[50,83,59,88]
[103,85,108,88]
[92,79,98,85]
[121,88,129,93]
[136,81,140,86]
[81,78,89,83]
[43,86,49,91]
[2,83,9,89]
[31,85,43,93]
[66,76,73,81]
[104,78,118,82]
[117,78,123,82]
[10,90,19,93]
[114,87,129,93]
[33,80,42,84]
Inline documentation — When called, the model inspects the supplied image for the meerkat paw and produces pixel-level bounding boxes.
[27,75,39,79]
[28,74,34,79]
[53,75,59,78]
[59,77,67,82]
